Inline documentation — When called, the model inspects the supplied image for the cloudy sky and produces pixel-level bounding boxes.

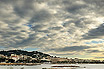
[0,0,104,59]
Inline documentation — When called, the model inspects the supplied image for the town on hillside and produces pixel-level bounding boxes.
[0,50,103,64]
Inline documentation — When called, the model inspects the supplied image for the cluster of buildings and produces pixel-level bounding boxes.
[0,54,37,63]
[50,57,104,64]
[0,54,104,64]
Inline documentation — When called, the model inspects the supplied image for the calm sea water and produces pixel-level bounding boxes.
[0,64,104,69]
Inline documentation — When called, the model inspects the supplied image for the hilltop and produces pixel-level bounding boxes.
[0,50,51,59]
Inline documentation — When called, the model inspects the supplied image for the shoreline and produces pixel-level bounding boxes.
[0,63,103,66]
[0,63,41,66]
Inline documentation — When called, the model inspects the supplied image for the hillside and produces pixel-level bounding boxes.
[0,50,51,59]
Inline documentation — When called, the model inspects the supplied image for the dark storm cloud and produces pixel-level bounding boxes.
[83,24,104,39]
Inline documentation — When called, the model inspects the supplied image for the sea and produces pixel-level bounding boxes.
[0,64,104,69]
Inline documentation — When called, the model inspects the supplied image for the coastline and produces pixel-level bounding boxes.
[0,62,103,66]
[0,63,103,69]
[0,63,41,66]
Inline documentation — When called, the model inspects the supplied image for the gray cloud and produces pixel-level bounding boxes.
[95,57,104,59]
[13,0,36,18]
[86,50,103,53]
[63,0,88,14]
[50,26,63,30]
[0,0,104,59]
[49,46,91,52]
[50,53,75,56]
[28,10,52,23]
[83,24,104,39]
[31,25,45,31]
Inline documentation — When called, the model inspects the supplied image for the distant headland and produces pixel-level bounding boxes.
[0,50,103,64]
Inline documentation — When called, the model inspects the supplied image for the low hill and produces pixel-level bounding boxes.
[0,50,52,59]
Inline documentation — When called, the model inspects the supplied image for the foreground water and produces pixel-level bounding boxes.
[0,64,104,69]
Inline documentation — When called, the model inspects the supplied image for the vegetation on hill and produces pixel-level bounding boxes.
[0,50,51,59]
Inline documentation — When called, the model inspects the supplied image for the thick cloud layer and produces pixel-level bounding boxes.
[83,24,104,39]
[0,0,104,59]
[49,46,91,52]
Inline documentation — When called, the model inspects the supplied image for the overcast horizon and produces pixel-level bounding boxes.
[0,0,104,60]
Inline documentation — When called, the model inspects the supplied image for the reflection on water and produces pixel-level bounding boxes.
[0,64,104,69]
[7,66,24,69]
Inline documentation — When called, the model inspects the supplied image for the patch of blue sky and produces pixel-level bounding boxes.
[70,43,73,45]
[91,41,99,43]
[24,24,33,29]
[46,34,49,36]
[85,42,91,44]
[23,48,39,51]
[27,24,32,28]
[0,46,6,50]
[85,40,104,44]
[0,46,6,48]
